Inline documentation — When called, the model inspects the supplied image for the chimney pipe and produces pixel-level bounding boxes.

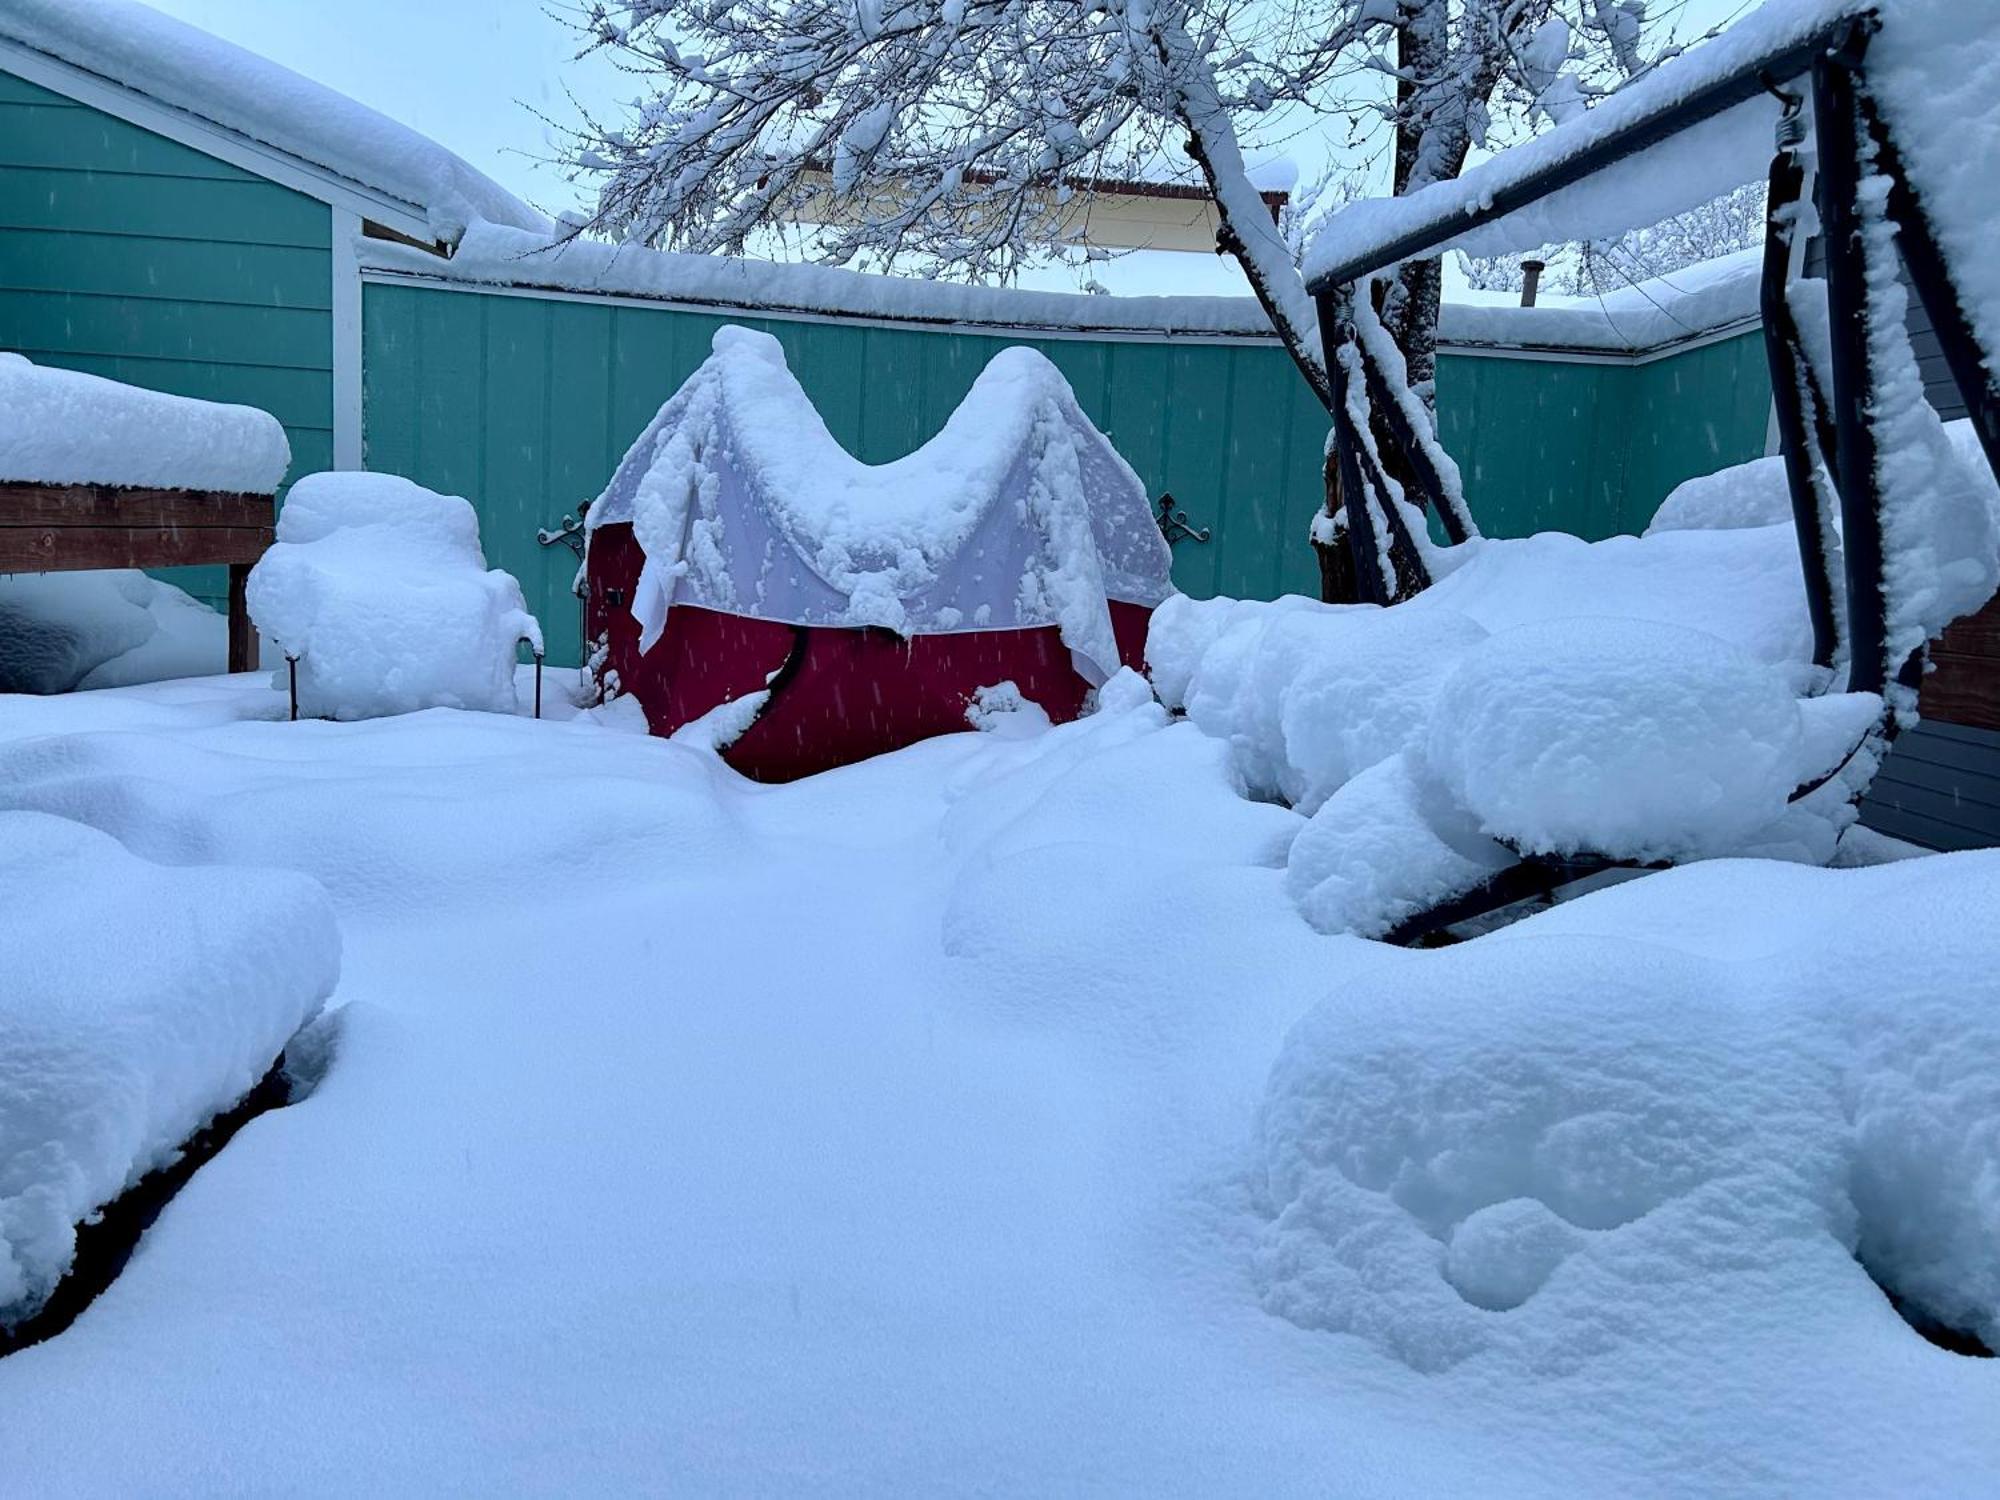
[1519,259,1546,308]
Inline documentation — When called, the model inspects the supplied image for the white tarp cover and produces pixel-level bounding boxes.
[587,327,1175,686]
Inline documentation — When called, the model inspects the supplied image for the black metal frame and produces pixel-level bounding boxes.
[1302,7,2000,943]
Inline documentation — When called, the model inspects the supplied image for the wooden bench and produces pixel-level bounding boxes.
[0,480,276,673]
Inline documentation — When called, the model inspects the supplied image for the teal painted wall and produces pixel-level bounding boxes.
[365,280,1776,667]
[0,67,334,609]
[1433,330,1772,541]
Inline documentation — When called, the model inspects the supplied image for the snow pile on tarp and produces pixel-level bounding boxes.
[588,326,1173,685]
[248,473,542,720]
[0,570,224,694]
[0,810,339,1328]
[1151,517,1894,937]
[0,0,542,242]
[0,354,289,493]
[1256,850,2000,1372]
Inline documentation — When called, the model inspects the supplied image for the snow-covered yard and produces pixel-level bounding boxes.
[0,668,1994,1495]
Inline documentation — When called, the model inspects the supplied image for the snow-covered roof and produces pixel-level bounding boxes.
[0,354,291,493]
[361,221,1753,356]
[1305,0,1873,288]
[589,326,1174,683]
[0,0,546,244]
[1437,248,1764,354]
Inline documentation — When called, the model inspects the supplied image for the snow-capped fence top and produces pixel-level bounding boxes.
[0,354,290,493]
[589,326,1174,685]
[1305,0,1876,288]
[0,0,544,242]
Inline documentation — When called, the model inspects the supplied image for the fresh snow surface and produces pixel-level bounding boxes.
[0,675,1993,1493]
[246,472,543,720]
[0,0,543,241]
[0,810,338,1328]
[0,354,289,493]
[1258,853,2000,1413]
[590,326,1171,683]
[0,570,224,694]
[1304,0,1870,281]
[1149,506,1919,935]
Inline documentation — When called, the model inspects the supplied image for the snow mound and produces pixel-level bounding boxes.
[0,354,289,493]
[1284,751,1512,939]
[0,810,339,1327]
[247,472,542,720]
[0,570,224,694]
[1425,618,1805,861]
[587,326,1172,685]
[1647,455,1798,535]
[1256,851,2000,1375]
[1165,597,1489,814]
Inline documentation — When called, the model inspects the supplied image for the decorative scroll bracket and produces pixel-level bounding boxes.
[1156,491,1211,546]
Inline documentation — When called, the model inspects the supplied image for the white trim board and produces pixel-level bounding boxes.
[359,265,1765,366]
[330,208,365,470]
[0,38,434,245]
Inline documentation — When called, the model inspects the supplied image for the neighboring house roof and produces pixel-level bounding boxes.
[0,0,547,245]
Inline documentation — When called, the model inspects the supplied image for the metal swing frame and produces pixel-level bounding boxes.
[1300,7,2000,942]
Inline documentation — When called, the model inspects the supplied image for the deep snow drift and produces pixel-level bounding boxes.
[247,472,543,720]
[0,571,224,694]
[0,810,338,1328]
[0,673,1993,1494]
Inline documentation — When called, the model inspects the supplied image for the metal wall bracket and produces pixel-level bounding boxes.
[537,498,592,562]
[1156,492,1211,546]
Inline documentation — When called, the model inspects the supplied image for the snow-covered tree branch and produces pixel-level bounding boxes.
[559,0,1685,583]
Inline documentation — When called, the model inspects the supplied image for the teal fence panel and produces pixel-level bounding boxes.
[0,67,334,611]
[361,280,1340,666]
[363,277,1777,668]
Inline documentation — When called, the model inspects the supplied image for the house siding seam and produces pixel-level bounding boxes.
[0,66,334,608]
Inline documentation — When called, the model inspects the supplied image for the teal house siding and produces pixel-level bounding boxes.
[0,67,334,607]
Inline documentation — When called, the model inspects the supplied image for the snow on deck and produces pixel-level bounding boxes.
[0,354,290,493]
[0,675,1993,1492]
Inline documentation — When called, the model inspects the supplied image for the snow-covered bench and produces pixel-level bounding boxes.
[0,356,290,677]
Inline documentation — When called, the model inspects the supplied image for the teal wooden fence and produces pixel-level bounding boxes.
[0,68,333,609]
[0,55,1772,668]
[362,277,1774,666]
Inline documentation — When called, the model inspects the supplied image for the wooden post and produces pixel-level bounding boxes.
[227,562,257,674]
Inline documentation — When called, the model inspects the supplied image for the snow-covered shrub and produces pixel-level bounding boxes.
[1255,851,2000,1373]
[0,571,224,694]
[0,811,340,1328]
[248,473,542,720]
